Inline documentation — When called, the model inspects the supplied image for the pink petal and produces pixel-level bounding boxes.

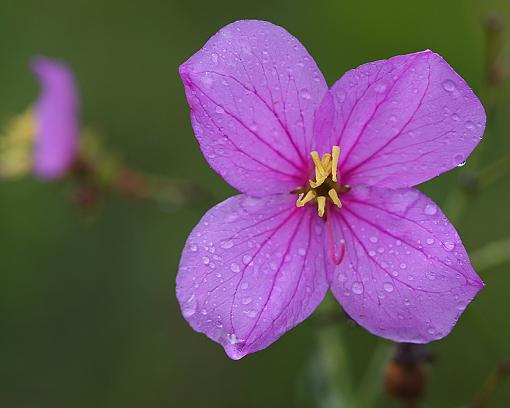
[328,185,483,343]
[176,194,329,359]
[179,20,328,196]
[313,50,485,188]
[31,56,80,180]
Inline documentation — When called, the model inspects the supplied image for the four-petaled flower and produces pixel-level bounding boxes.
[32,56,80,180]
[177,20,486,360]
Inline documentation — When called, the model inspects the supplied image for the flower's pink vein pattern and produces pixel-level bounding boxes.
[329,186,482,343]
[177,194,329,360]
[177,20,486,359]
[179,20,327,196]
[314,51,485,188]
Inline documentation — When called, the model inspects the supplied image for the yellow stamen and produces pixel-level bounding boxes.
[317,196,326,217]
[328,189,342,208]
[321,153,331,168]
[331,146,340,182]
[296,190,316,207]
[296,145,344,217]
[310,151,325,177]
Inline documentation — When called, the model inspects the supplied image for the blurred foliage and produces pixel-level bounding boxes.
[1,0,510,407]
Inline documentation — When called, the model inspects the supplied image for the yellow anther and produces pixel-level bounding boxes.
[296,146,343,217]
[317,196,326,217]
[310,151,325,177]
[328,189,342,209]
[321,153,331,168]
[296,190,316,207]
[331,146,340,182]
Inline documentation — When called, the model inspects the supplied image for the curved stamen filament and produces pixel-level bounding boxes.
[328,189,342,208]
[296,190,316,207]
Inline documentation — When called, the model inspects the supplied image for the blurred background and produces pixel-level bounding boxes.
[1,0,510,406]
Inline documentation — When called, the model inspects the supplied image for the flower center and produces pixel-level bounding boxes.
[295,145,350,217]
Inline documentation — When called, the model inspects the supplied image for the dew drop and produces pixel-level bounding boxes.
[242,255,253,265]
[456,302,466,311]
[242,297,252,305]
[220,240,234,249]
[443,241,455,251]
[245,310,257,318]
[426,238,435,245]
[400,263,407,269]
[383,282,394,293]
[337,273,347,282]
[424,204,437,216]
[454,153,465,165]
[370,236,379,243]
[202,256,210,265]
[442,79,456,92]
[465,121,475,130]
[189,244,198,252]
[240,282,249,290]
[230,263,241,273]
[352,281,364,295]
[299,88,311,100]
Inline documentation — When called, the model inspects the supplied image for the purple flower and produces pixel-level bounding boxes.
[31,56,80,180]
[177,20,486,360]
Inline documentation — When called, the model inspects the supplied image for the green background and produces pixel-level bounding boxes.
[1,0,509,406]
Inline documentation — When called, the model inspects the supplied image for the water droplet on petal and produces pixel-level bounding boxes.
[242,255,252,265]
[442,79,456,92]
[220,240,234,249]
[230,263,241,273]
[424,204,437,216]
[383,282,394,293]
[299,88,311,99]
[352,281,364,294]
[443,241,455,251]
[202,256,210,265]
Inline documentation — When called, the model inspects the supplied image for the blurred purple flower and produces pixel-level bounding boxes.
[31,56,80,180]
[177,20,486,360]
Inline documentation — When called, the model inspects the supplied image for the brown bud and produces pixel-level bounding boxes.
[385,360,426,402]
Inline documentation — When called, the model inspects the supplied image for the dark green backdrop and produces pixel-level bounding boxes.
[1,0,509,406]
